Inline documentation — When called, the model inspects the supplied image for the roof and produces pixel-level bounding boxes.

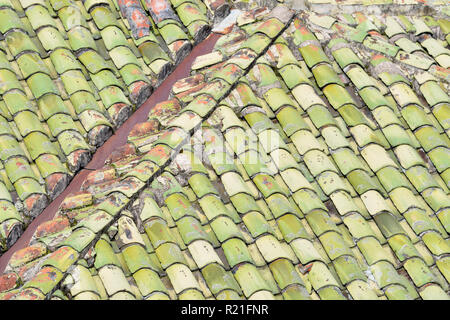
[0,0,449,300]
[0,0,226,252]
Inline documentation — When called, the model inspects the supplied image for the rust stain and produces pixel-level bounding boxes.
[34,217,70,239]
[262,176,273,189]
[0,32,221,273]
[148,145,169,158]
[371,54,385,61]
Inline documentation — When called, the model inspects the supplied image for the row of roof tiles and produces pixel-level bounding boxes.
[0,2,448,300]
[0,4,448,299]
